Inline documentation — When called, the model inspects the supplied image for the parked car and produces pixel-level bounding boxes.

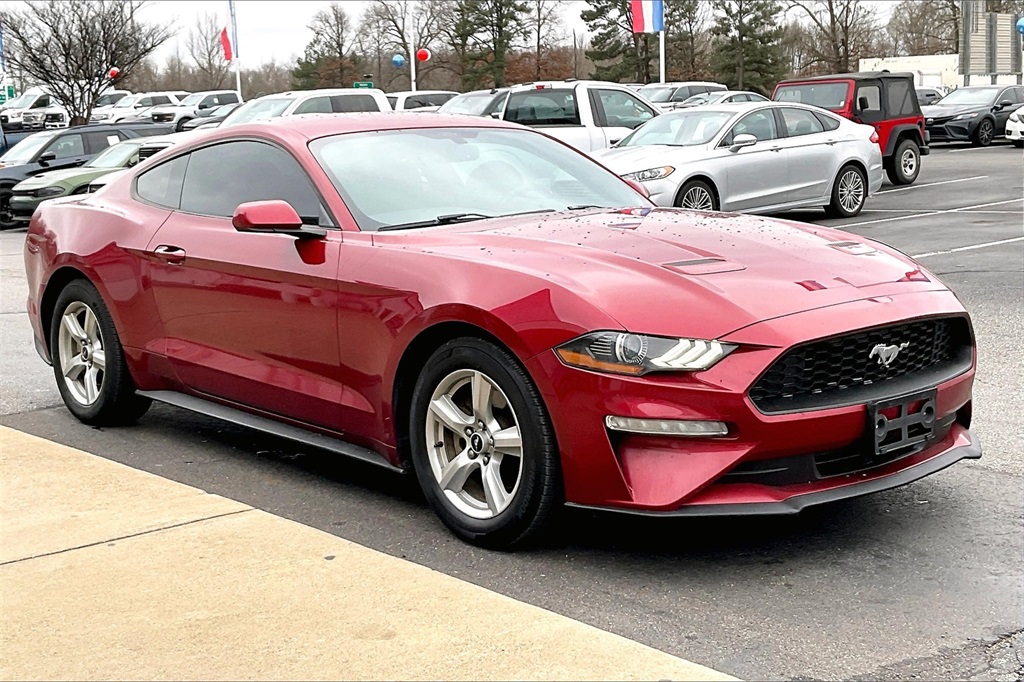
[8,135,177,224]
[387,90,458,111]
[922,85,1024,147]
[181,102,241,130]
[0,87,54,131]
[23,113,980,548]
[435,88,509,116]
[216,89,391,128]
[91,92,190,124]
[149,90,242,131]
[592,102,882,218]
[1005,108,1023,148]
[638,81,728,111]
[773,71,929,185]
[678,90,769,108]
[916,87,945,106]
[44,90,134,129]
[495,80,659,152]
[0,123,173,228]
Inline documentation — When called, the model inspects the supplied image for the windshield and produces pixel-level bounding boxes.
[212,103,237,116]
[178,93,205,106]
[94,93,127,108]
[618,110,733,147]
[774,82,849,109]
[642,87,677,103]
[4,93,38,109]
[0,133,54,164]
[220,97,294,126]
[935,87,1000,106]
[310,128,646,231]
[438,92,501,116]
[113,95,139,109]
[86,142,141,169]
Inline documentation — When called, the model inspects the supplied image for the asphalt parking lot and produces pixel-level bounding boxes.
[1,140,1021,681]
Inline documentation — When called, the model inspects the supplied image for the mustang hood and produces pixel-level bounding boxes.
[15,167,105,189]
[400,208,945,341]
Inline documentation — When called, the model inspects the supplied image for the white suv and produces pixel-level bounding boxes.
[638,81,728,111]
[216,88,390,127]
[46,90,133,129]
[92,92,190,124]
[149,90,242,131]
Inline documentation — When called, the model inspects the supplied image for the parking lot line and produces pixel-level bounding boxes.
[947,146,1015,153]
[842,198,1024,228]
[912,236,1024,258]
[877,176,987,194]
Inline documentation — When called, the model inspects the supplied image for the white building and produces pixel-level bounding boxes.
[859,54,1021,89]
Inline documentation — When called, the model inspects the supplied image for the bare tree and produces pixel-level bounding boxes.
[308,3,356,87]
[527,0,565,80]
[788,0,878,73]
[368,0,444,88]
[187,12,231,89]
[0,0,173,124]
[666,0,711,80]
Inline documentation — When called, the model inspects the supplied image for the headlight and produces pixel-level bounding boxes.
[555,331,736,375]
[622,166,675,182]
[34,186,66,198]
[952,112,979,120]
[92,112,111,120]
[7,111,22,120]
[1010,112,1020,122]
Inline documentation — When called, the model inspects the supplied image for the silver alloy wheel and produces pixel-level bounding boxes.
[57,301,106,406]
[838,169,865,214]
[681,186,715,210]
[978,120,993,145]
[425,368,524,519]
[900,147,917,177]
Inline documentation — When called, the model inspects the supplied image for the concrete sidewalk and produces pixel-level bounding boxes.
[0,426,736,681]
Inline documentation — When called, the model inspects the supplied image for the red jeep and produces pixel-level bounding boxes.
[772,71,929,185]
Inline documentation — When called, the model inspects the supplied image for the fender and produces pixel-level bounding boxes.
[883,124,925,157]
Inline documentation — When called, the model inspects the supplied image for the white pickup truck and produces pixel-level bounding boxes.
[493,80,659,153]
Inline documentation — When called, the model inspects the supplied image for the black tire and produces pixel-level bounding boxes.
[49,279,151,426]
[175,117,191,132]
[675,179,719,211]
[885,138,920,185]
[1014,140,1023,149]
[0,184,17,230]
[408,337,562,549]
[826,164,868,219]
[972,118,994,147]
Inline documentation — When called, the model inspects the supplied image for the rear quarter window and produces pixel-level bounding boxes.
[504,89,581,125]
[886,80,917,117]
[331,94,382,112]
[135,154,188,209]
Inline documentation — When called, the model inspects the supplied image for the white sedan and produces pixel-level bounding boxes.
[1005,110,1023,148]
[592,101,883,218]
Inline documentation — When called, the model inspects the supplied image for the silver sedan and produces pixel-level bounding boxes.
[591,102,883,218]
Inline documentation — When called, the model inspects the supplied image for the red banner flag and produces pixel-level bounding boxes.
[220,27,233,61]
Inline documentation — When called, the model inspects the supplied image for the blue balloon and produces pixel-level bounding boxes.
[392,54,406,68]
[1017,17,1024,35]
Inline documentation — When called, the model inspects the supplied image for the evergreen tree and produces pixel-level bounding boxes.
[464,0,531,87]
[710,0,786,94]
[580,0,655,83]
[664,0,710,81]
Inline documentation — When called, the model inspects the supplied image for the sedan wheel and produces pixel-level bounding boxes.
[57,301,107,406]
[974,119,994,147]
[676,179,718,211]
[0,187,17,230]
[826,164,867,218]
[409,337,561,548]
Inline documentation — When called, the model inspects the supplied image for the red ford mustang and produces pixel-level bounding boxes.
[23,113,980,548]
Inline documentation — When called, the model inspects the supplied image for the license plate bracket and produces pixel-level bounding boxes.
[868,389,937,457]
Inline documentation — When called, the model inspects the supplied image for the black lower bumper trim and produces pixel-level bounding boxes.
[567,429,981,518]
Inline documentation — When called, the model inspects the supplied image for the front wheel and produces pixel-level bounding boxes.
[886,139,920,185]
[675,179,719,211]
[973,119,994,147]
[1013,140,1023,149]
[50,280,151,425]
[826,164,867,218]
[0,185,17,230]
[409,337,562,549]
[175,118,191,132]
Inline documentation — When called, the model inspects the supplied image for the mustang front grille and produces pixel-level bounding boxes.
[749,317,973,413]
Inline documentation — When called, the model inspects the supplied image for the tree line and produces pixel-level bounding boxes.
[3,0,1024,124]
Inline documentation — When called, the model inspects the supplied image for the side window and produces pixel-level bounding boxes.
[593,89,656,128]
[179,141,321,223]
[331,94,380,112]
[135,154,189,209]
[387,96,398,109]
[722,109,779,145]
[813,111,841,131]
[200,95,218,108]
[34,95,50,108]
[138,97,154,107]
[886,80,915,117]
[294,96,332,114]
[43,133,85,159]
[1011,87,1024,104]
[855,83,882,122]
[781,107,825,137]
[219,93,239,104]
[482,92,508,116]
[152,96,171,106]
[84,131,124,153]
[504,89,581,125]
[669,86,692,102]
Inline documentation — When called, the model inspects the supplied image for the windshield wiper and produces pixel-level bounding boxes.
[378,213,492,231]
[566,204,605,210]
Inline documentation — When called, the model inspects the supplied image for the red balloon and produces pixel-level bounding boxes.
[416,48,430,62]
[108,67,120,79]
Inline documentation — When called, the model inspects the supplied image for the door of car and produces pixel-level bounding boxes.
[139,140,346,429]
[590,88,658,148]
[992,87,1024,133]
[773,106,839,203]
[29,131,91,176]
[717,108,789,211]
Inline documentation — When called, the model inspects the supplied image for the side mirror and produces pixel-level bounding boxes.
[198,102,211,110]
[489,111,502,119]
[232,200,325,239]
[37,151,57,165]
[624,178,650,198]
[996,99,1013,109]
[730,133,757,151]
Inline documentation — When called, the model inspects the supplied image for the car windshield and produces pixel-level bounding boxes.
[3,93,37,109]
[94,93,126,107]
[211,103,237,116]
[220,98,294,126]
[438,92,501,115]
[310,127,646,231]
[178,93,205,106]
[935,87,1000,106]
[86,142,141,169]
[682,93,713,106]
[113,95,139,109]
[774,82,849,109]
[617,110,733,147]
[642,87,677,103]
[0,133,54,164]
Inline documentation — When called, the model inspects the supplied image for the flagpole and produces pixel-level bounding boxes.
[409,11,417,92]
[659,29,665,84]
[229,0,241,97]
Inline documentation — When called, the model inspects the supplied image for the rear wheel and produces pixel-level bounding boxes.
[1014,140,1023,149]
[675,179,718,211]
[175,117,191,132]
[409,337,561,549]
[50,280,151,425]
[885,138,920,185]
[973,118,994,147]
[826,164,867,218]
[0,185,17,230]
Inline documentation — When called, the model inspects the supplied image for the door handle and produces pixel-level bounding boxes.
[770,146,782,152]
[151,244,186,263]
[609,138,621,145]
[826,139,837,145]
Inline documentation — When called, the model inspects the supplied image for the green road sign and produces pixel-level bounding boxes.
[0,85,13,104]
[353,81,373,89]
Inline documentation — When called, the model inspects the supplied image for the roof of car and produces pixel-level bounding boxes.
[777,71,917,84]
[222,112,519,140]
[389,90,459,96]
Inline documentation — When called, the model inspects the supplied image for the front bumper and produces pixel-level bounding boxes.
[8,194,43,222]
[1005,119,1023,141]
[926,118,975,142]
